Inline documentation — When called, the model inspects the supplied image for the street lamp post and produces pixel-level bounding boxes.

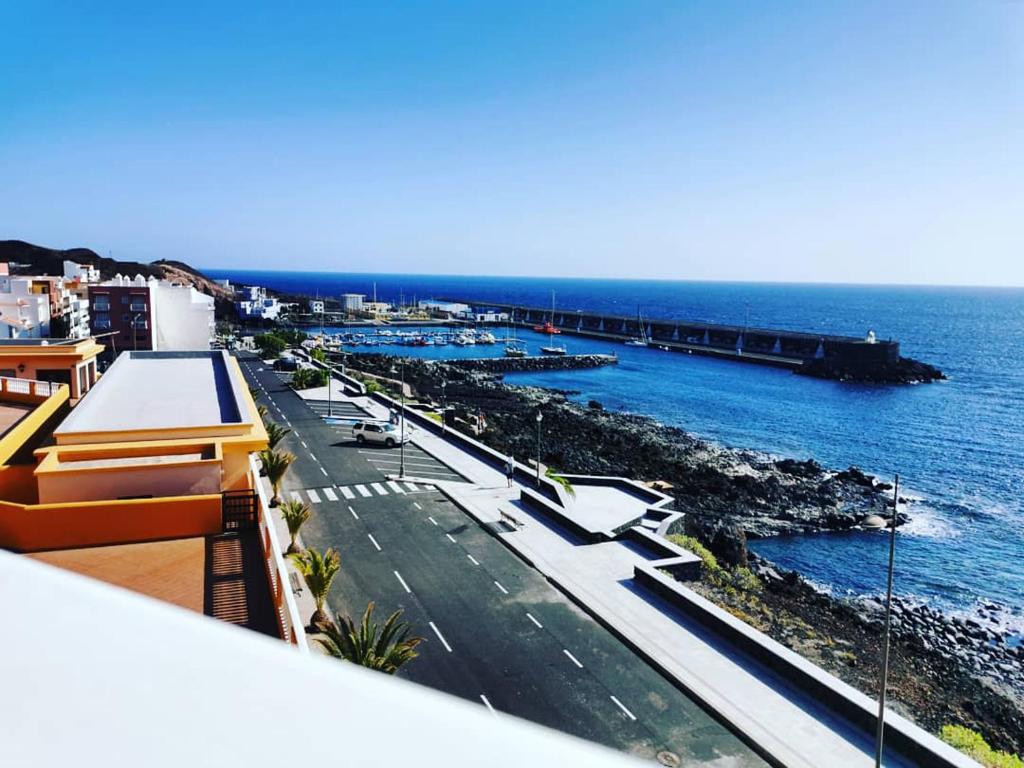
[397,362,407,478]
[326,357,333,418]
[865,474,900,768]
[535,411,543,487]
[440,380,447,435]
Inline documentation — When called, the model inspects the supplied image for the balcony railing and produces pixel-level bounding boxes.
[249,455,308,652]
[0,376,65,400]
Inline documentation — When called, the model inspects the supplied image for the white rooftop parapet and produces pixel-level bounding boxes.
[0,551,638,768]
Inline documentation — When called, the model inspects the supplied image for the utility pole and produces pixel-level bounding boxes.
[874,474,900,768]
[535,411,543,487]
[399,361,406,478]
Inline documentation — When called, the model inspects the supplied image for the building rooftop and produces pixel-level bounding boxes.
[56,350,245,435]
[0,402,33,438]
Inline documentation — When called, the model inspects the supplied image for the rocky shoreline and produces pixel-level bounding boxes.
[798,355,947,384]
[347,353,1021,752]
[446,353,618,374]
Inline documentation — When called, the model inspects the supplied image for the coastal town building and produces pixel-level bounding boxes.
[62,259,101,284]
[89,274,214,354]
[0,275,52,338]
[340,292,365,312]
[0,349,297,642]
[236,284,283,321]
[0,337,102,401]
[309,298,325,315]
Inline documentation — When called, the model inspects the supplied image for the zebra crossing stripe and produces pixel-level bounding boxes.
[323,487,338,501]
[387,481,406,494]
[290,491,302,502]
[307,489,321,504]
[371,482,389,496]
[355,485,372,498]
[340,486,355,499]
[404,482,419,491]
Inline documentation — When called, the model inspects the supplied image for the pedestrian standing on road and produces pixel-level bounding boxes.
[505,455,515,488]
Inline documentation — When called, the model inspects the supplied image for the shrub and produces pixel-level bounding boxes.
[291,367,328,390]
[940,725,1022,768]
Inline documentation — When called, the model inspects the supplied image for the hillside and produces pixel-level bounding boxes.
[0,240,233,301]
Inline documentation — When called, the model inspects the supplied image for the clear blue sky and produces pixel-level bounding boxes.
[2,2,1021,285]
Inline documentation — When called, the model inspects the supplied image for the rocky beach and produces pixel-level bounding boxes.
[346,352,1023,756]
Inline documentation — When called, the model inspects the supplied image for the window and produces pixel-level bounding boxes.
[92,294,110,311]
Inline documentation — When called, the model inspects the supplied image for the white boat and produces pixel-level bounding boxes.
[624,306,649,347]
[478,331,497,344]
[540,344,567,355]
[504,310,527,357]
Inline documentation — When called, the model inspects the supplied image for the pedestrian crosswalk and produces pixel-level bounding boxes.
[287,481,433,506]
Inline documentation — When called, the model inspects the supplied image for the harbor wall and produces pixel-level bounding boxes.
[441,299,901,373]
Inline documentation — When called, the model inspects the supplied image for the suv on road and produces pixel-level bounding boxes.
[352,421,411,447]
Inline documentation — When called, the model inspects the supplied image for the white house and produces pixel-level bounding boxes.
[0,276,51,338]
[63,260,101,284]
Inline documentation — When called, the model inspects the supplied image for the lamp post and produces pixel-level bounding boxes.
[535,411,543,487]
[864,474,900,768]
[391,361,407,478]
[326,357,334,418]
[440,380,447,435]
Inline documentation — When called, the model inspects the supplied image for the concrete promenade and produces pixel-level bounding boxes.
[339,391,929,768]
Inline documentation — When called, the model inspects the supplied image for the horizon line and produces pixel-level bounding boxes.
[200,265,1024,291]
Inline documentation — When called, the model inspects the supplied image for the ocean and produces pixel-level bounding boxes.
[206,269,1024,636]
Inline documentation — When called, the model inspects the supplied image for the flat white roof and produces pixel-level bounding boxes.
[56,351,245,435]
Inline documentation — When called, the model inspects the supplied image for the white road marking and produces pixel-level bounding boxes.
[300,440,308,449]
[563,650,584,669]
[526,613,543,629]
[610,696,637,721]
[429,621,452,652]
[371,482,389,496]
[480,695,496,716]
[445,533,456,543]
[355,485,372,498]
[349,506,359,519]
[427,516,438,526]
[319,466,329,476]
[467,554,479,566]
[387,481,406,494]
[290,491,302,502]
[404,482,419,491]
[323,487,338,501]
[413,502,422,510]
[306,489,321,504]
[340,486,355,499]
[394,571,411,593]
[367,534,381,551]
[494,581,509,595]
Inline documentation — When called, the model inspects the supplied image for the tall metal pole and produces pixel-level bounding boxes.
[441,381,447,435]
[326,358,333,418]
[535,412,543,487]
[399,361,406,478]
[875,473,900,768]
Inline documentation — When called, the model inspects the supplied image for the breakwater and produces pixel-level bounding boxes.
[445,353,618,374]
[440,299,943,382]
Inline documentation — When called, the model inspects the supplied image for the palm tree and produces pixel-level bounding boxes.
[279,498,310,554]
[289,547,341,627]
[260,448,294,506]
[257,403,269,422]
[318,602,423,674]
[265,421,291,450]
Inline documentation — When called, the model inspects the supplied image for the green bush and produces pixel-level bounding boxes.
[940,725,1022,768]
[363,378,382,394]
[666,535,762,593]
[291,367,328,390]
[667,534,721,576]
[255,333,287,359]
[310,347,327,363]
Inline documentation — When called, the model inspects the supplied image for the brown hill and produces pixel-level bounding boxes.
[0,240,232,300]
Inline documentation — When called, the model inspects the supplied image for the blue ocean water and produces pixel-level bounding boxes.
[208,269,1024,632]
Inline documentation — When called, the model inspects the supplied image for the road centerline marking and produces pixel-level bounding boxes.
[349,506,359,520]
[610,696,637,721]
[526,613,543,629]
[413,502,422,510]
[563,649,584,668]
[367,534,381,551]
[445,533,456,543]
[493,581,508,595]
[427,516,438,526]
[428,621,453,652]
[467,554,480,566]
[394,570,411,593]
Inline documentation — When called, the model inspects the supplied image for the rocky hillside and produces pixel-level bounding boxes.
[0,240,232,301]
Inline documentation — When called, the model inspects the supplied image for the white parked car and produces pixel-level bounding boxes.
[352,421,411,447]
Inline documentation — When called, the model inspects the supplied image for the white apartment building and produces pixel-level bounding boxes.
[341,293,365,312]
[236,285,283,321]
[90,274,214,352]
[0,276,51,338]
[63,260,101,284]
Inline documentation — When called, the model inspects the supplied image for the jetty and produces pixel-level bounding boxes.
[445,353,618,374]
[439,299,942,382]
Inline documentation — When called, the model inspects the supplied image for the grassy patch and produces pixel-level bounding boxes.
[940,725,1023,768]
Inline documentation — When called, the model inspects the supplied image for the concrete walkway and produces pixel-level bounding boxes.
[321,390,920,768]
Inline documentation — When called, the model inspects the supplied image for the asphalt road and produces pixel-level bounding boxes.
[239,353,764,766]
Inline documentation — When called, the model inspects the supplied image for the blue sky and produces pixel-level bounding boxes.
[1,2,1021,285]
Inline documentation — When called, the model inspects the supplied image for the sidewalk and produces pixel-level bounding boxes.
[317,389,941,768]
